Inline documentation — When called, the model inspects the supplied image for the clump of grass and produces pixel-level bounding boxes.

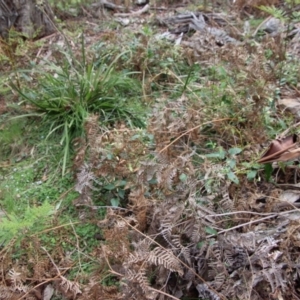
[11,36,145,174]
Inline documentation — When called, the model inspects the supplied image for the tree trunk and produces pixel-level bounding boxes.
[0,0,56,39]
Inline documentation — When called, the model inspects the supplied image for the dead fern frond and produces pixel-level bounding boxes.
[103,227,130,262]
[7,268,27,292]
[196,283,221,300]
[128,188,150,232]
[224,232,256,253]
[147,247,184,276]
[213,270,226,291]
[58,276,82,298]
[171,234,191,265]
[250,238,288,292]
[224,245,248,272]
[75,163,102,194]
[79,284,120,300]
[0,286,14,300]
[126,267,150,295]
[31,257,50,280]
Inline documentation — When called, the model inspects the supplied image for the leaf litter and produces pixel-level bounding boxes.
[3,0,300,299]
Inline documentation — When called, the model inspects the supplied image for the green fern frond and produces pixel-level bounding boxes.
[0,202,53,245]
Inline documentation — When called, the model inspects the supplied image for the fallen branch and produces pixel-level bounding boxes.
[114,4,150,17]
[92,0,126,11]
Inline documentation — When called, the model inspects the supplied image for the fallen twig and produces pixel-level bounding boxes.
[207,208,300,238]
[158,118,233,154]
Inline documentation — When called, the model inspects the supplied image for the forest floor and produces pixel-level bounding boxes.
[1,1,300,299]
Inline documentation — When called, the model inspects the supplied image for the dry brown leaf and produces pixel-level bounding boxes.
[257,134,297,163]
[275,147,300,162]
[279,190,300,204]
[279,98,300,118]
[279,98,300,108]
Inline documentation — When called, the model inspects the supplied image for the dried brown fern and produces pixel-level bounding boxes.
[79,284,120,300]
[147,247,184,276]
[0,286,14,300]
[71,31,300,300]
[30,257,50,281]
[56,276,82,299]
[128,188,150,231]
[73,116,149,211]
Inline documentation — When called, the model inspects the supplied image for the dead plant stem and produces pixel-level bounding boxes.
[17,275,62,300]
[70,221,83,280]
[30,221,81,236]
[159,118,232,154]
[42,246,62,275]
[207,210,281,217]
[207,208,300,238]
[118,215,227,300]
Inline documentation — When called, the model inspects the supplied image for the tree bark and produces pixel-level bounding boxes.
[0,0,56,39]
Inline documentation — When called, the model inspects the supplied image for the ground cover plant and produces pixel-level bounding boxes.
[1,0,300,299]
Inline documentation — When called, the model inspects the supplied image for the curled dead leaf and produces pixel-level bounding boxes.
[257,134,298,163]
